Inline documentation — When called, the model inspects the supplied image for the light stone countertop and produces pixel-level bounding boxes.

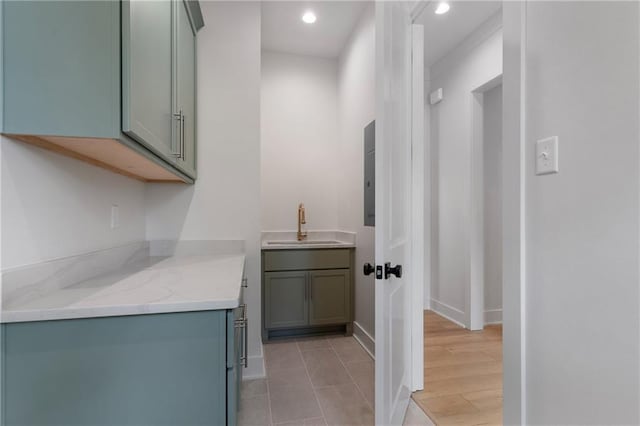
[2,254,246,323]
[261,230,356,250]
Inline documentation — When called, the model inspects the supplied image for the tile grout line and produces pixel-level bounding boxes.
[264,352,275,426]
[263,357,275,426]
[298,338,330,426]
[328,338,374,412]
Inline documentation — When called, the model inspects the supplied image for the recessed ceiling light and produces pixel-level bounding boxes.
[435,2,450,14]
[302,11,317,24]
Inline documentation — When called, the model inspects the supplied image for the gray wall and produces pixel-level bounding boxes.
[0,138,146,270]
[524,1,639,423]
[337,4,376,348]
[482,84,502,320]
[428,15,502,325]
[261,50,340,231]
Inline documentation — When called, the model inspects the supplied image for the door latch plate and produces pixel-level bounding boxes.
[375,265,383,280]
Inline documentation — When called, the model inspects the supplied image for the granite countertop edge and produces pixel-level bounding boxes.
[1,254,246,324]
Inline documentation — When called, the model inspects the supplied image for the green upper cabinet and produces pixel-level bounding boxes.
[174,0,197,177]
[1,0,203,183]
[2,1,120,139]
[122,0,175,161]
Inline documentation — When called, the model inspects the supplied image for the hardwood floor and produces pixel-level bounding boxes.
[412,311,503,426]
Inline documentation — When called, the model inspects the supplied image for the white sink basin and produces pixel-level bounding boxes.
[266,240,342,246]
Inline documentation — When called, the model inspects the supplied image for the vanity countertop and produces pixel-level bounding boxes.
[2,254,245,324]
[261,231,356,250]
[262,241,355,250]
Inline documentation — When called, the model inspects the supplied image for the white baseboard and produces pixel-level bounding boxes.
[484,309,503,325]
[353,321,375,360]
[242,354,266,380]
[430,299,466,327]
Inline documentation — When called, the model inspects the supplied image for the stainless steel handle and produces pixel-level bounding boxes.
[243,308,248,368]
[237,303,248,368]
[234,304,248,368]
[180,113,185,160]
[171,111,182,157]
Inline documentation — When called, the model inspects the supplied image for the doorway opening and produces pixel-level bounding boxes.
[412,2,504,424]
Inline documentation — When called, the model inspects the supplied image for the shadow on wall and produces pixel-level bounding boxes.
[1,138,147,269]
[144,183,196,240]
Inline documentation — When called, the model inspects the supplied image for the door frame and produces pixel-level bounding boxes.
[409,1,527,424]
[501,2,526,424]
[410,21,425,393]
[469,75,503,331]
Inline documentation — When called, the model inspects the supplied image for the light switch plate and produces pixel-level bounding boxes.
[536,136,559,175]
[429,88,443,105]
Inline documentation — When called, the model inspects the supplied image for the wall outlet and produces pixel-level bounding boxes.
[110,205,119,229]
[536,136,559,175]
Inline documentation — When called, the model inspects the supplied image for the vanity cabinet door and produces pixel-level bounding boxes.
[122,0,176,162]
[309,270,351,326]
[264,271,308,329]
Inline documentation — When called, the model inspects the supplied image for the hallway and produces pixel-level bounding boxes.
[412,311,503,425]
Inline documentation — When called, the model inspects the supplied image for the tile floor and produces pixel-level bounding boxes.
[239,335,374,426]
[240,334,436,426]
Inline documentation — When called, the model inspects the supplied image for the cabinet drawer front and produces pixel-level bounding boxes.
[263,249,351,271]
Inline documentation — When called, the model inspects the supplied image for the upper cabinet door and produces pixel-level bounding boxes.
[175,0,197,176]
[122,0,176,161]
[2,1,120,138]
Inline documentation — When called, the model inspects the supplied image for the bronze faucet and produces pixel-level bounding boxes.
[297,203,307,241]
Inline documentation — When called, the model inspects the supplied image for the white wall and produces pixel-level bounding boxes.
[1,137,146,270]
[482,84,502,321]
[337,4,376,346]
[428,14,502,325]
[145,1,264,377]
[261,51,339,231]
[523,2,639,423]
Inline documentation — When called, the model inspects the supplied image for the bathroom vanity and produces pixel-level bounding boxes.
[261,233,355,341]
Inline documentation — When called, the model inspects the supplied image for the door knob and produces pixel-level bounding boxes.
[363,263,375,276]
[384,262,402,279]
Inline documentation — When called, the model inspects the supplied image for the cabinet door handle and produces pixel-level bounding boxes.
[234,304,248,368]
[181,113,185,160]
[171,111,182,157]
[241,303,248,368]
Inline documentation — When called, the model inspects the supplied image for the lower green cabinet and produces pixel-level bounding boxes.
[1,308,245,425]
[262,248,354,341]
[264,271,309,329]
[309,270,351,326]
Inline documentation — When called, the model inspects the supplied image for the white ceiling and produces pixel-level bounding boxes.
[261,1,368,58]
[415,1,502,67]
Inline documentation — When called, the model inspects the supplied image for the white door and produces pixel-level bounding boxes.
[375,1,415,424]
